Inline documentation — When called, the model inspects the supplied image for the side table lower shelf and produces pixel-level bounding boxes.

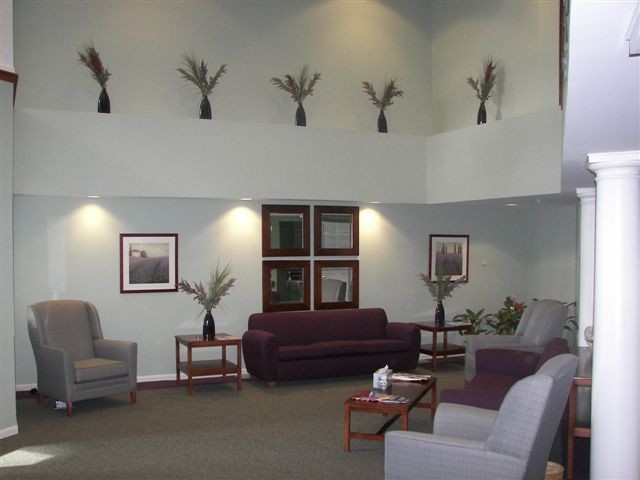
[419,343,466,357]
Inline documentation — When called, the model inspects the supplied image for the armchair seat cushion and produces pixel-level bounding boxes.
[74,357,129,383]
[278,339,408,361]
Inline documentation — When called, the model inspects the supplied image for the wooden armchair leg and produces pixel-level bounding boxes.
[130,391,137,404]
[36,393,44,404]
[66,402,73,417]
[267,381,277,388]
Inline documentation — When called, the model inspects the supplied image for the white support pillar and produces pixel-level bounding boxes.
[588,151,640,480]
[576,187,595,347]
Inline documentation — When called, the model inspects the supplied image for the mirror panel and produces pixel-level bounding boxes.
[314,260,359,310]
[262,205,310,257]
[262,260,310,312]
[314,206,359,256]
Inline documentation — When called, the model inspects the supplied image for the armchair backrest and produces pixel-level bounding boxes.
[514,300,568,345]
[486,353,578,478]
[29,300,103,360]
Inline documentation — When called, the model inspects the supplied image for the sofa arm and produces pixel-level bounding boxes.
[242,329,279,381]
[95,339,138,388]
[386,322,420,368]
[33,344,76,402]
[475,348,540,378]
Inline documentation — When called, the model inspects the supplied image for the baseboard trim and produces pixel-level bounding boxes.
[0,425,19,439]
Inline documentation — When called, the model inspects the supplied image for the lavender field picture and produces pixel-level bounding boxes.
[429,234,469,281]
[120,234,178,293]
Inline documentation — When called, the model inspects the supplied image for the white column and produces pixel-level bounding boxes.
[588,151,640,480]
[576,187,595,347]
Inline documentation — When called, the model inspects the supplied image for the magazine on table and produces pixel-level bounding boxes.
[351,390,410,404]
[391,372,431,382]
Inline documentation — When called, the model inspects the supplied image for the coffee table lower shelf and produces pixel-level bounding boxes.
[343,379,437,452]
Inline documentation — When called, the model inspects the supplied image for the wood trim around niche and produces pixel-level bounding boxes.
[0,70,19,105]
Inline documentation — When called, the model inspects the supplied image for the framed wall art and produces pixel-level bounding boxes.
[428,234,469,282]
[120,233,178,293]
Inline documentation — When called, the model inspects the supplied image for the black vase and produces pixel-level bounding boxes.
[98,87,110,114]
[377,109,388,133]
[203,310,215,340]
[295,103,306,127]
[199,96,212,120]
[477,101,487,125]
[435,301,445,327]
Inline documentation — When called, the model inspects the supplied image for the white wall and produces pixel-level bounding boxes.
[429,0,559,134]
[13,196,577,387]
[1,80,17,437]
[0,0,13,72]
[13,0,432,135]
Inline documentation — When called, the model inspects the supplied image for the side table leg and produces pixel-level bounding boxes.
[237,341,243,391]
[431,382,437,420]
[187,345,193,396]
[343,405,351,452]
[443,330,449,365]
[175,339,180,386]
[432,329,438,371]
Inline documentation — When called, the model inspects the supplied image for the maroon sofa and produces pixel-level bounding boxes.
[439,337,569,410]
[242,308,420,387]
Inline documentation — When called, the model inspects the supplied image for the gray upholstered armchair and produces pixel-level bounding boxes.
[464,299,568,381]
[28,300,138,416]
[385,354,578,480]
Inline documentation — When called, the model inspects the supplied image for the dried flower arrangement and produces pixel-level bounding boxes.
[178,261,236,313]
[271,65,321,126]
[177,52,227,98]
[362,78,404,111]
[466,57,497,102]
[419,273,467,302]
[271,64,321,104]
[77,41,111,88]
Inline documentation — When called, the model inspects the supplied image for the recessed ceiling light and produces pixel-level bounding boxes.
[370,201,381,204]
[506,203,518,207]
[87,195,100,199]
[240,197,253,201]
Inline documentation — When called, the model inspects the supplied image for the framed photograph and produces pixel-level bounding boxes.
[120,234,178,293]
[429,234,469,282]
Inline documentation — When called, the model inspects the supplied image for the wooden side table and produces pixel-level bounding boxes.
[175,333,242,395]
[412,321,472,371]
[567,347,592,480]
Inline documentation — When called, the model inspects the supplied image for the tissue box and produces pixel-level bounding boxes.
[373,366,393,390]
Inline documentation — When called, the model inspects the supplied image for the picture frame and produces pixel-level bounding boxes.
[314,260,359,310]
[262,260,311,312]
[261,205,310,257]
[314,206,359,256]
[120,233,178,293]
[428,234,469,282]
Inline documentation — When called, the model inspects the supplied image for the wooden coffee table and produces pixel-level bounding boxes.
[343,378,437,452]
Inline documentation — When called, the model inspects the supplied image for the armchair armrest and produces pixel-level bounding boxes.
[95,339,138,386]
[433,402,498,441]
[475,348,540,378]
[33,344,75,401]
[385,431,525,480]
[465,335,522,354]
[242,329,279,381]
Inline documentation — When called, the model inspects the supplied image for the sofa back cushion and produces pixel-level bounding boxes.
[248,308,388,346]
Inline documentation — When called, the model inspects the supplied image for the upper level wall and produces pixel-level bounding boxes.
[13,0,433,136]
[429,0,559,134]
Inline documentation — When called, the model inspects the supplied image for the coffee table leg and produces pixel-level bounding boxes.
[343,404,351,452]
[402,411,409,430]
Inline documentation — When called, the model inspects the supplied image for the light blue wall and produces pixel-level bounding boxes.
[13,196,577,386]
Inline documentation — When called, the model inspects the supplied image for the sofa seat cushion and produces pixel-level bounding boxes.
[467,372,519,393]
[278,339,408,361]
[75,357,129,383]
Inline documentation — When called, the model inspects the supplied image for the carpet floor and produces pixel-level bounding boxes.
[1,362,467,480]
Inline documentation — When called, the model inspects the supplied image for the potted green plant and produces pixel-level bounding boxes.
[178,260,236,340]
[419,273,466,327]
[270,64,321,126]
[452,308,493,335]
[486,296,525,335]
[77,41,112,113]
[177,52,227,120]
[361,78,404,133]
[466,56,497,125]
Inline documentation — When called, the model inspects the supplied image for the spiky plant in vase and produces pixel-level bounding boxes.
[270,64,321,126]
[177,52,227,120]
[178,261,236,340]
[419,273,467,326]
[362,78,404,133]
[466,57,497,125]
[77,41,112,113]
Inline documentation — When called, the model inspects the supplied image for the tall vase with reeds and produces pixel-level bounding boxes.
[77,41,112,113]
[271,65,321,127]
[177,53,227,120]
[466,57,497,125]
[362,78,404,133]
